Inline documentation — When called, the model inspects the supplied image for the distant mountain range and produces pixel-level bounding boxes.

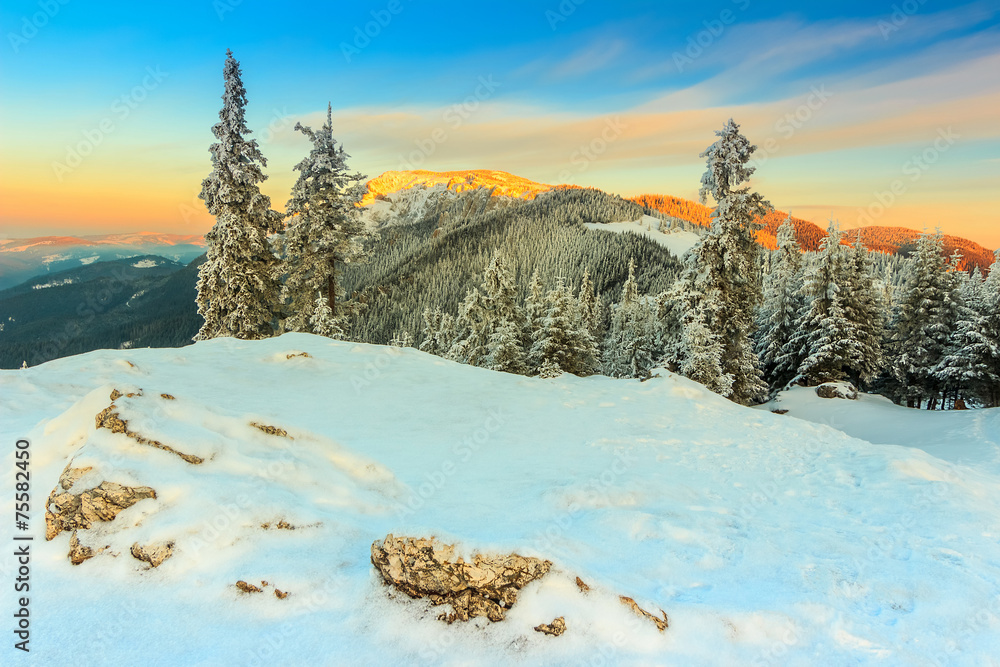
[629,193,996,273]
[2,172,990,293]
[0,232,206,290]
[362,170,994,271]
[0,254,205,368]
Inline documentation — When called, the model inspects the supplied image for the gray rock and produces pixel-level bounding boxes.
[816,382,858,400]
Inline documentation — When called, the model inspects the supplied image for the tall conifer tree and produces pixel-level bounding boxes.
[280,103,369,337]
[196,49,283,341]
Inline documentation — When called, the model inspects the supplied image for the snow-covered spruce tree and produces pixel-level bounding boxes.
[979,252,1000,407]
[934,268,998,407]
[482,251,528,373]
[196,49,283,341]
[486,317,528,375]
[308,292,340,338]
[419,307,447,355]
[681,299,731,396]
[279,103,370,337]
[531,277,599,377]
[755,216,805,391]
[677,118,770,404]
[577,268,600,339]
[449,251,528,372]
[789,223,864,385]
[389,329,413,348]
[603,258,657,378]
[889,231,962,408]
[447,287,490,367]
[841,232,885,386]
[653,290,684,371]
[524,269,546,370]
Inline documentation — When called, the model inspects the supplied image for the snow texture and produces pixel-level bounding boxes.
[2,335,999,665]
[584,216,700,258]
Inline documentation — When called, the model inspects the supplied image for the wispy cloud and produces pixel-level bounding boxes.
[548,39,628,79]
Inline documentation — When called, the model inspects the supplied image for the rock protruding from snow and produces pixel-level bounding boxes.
[68,531,96,565]
[619,595,669,632]
[816,382,859,400]
[131,541,175,568]
[371,535,552,623]
[534,617,567,636]
[45,464,157,542]
[236,581,263,594]
[96,392,205,464]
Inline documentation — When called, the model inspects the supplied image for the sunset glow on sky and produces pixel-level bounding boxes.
[1,0,997,248]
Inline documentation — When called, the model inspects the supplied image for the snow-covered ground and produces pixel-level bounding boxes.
[2,336,999,665]
[761,386,1000,476]
[585,217,700,258]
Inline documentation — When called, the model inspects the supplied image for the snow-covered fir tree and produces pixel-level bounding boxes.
[755,216,805,391]
[790,223,865,385]
[980,253,1000,407]
[419,307,457,358]
[308,292,342,338]
[419,307,447,355]
[482,251,528,373]
[447,287,490,367]
[841,232,886,385]
[603,258,657,378]
[889,231,964,409]
[279,103,370,337]
[485,317,528,375]
[525,269,546,369]
[531,277,599,376]
[676,118,770,404]
[577,269,600,339]
[934,268,998,407]
[389,329,413,348]
[196,49,283,341]
[680,299,731,396]
[653,290,684,371]
[448,251,528,372]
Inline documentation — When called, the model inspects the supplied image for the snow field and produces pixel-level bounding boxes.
[0,334,998,665]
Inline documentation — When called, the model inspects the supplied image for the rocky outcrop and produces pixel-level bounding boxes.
[816,382,859,400]
[45,465,157,542]
[131,541,174,568]
[534,617,566,636]
[619,596,668,632]
[96,393,204,464]
[236,581,263,594]
[250,422,290,438]
[371,535,552,623]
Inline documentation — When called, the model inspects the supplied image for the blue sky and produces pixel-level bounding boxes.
[1,0,998,245]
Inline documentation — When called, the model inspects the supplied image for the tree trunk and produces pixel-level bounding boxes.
[327,263,337,318]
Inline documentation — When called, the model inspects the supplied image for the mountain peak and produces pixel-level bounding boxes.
[361,169,555,207]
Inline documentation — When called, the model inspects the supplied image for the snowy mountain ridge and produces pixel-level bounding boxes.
[3,334,999,664]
